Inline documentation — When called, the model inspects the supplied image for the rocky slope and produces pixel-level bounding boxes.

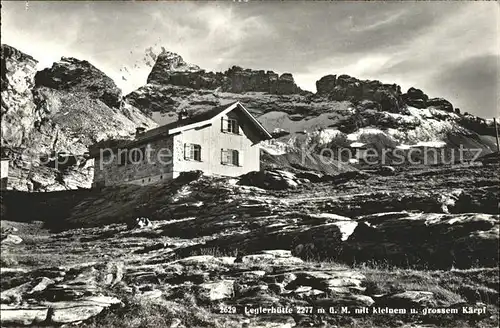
[1,165,499,327]
[1,44,157,191]
[2,165,499,268]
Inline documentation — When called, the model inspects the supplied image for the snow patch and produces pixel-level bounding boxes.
[415,141,447,148]
[260,140,289,155]
[306,128,346,146]
[309,213,351,221]
[347,128,387,141]
[258,111,348,135]
[350,142,366,148]
[325,221,358,241]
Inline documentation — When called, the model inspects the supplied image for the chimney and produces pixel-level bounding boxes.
[178,109,189,121]
[135,127,146,139]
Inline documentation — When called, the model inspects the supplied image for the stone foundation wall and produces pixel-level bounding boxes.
[93,137,174,186]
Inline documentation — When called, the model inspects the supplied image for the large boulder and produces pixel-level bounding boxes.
[315,75,337,95]
[48,296,122,324]
[316,294,375,307]
[1,234,22,245]
[427,97,454,112]
[375,291,438,308]
[0,304,48,326]
[238,170,304,190]
[291,223,345,260]
[1,277,54,304]
[277,73,299,95]
[197,280,234,302]
[240,250,303,266]
[373,88,402,113]
[341,212,499,269]
[402,87,429,108]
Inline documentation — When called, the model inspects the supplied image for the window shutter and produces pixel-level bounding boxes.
[221,117,226,132]
[221,149,226,164]
[184,143,189,160]
[238,150,243,166]
[140,146,146,162]
[232,150,239,166]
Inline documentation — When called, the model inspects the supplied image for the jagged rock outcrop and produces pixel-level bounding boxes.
[316,74,404,113]
[225,67,302,95]
[427,97,454,112]
[145,49,304,95]
[315,75,337,96]
[35,57,122,108]
[317,76,455,115]
[401,87,429,109]
[147,50,226,90]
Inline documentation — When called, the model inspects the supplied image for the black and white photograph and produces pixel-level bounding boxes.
[0,1,499,327]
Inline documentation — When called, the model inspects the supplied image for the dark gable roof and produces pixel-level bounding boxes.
[89,101,272,157]
[135,101,272,144]
[136,102,237,143]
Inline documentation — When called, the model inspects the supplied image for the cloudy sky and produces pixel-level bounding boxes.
[2,1,499,117]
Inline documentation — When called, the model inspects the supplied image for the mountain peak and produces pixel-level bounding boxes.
[145,48,304,95]
[146,49,202,85]
[35,56,122,108]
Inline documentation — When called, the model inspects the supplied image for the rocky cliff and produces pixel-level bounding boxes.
[1,44,157,191]
[126,48,497,163]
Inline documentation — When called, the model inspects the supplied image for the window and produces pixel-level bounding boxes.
[221,149,240,166]
[184,143,201,161]
[128,146,147,164]
[119,146,148,165]
[119,151,127,166]
[221,118,240,134]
